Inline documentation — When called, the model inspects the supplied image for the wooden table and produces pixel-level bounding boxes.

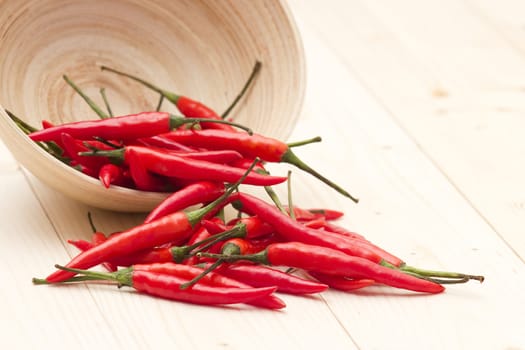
[2,1,524,349]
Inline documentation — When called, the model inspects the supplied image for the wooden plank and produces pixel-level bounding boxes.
[283,4,525,349]
[287,0,525,260]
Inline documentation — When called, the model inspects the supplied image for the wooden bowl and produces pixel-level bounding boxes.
[0,0,305,212]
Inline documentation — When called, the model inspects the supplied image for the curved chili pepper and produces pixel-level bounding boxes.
[215,264,329,295]
[226,216,275,239]
[308,271,375,292]
[126,147,173,192]
[230,192,385,264]
[29,111,251,143]
[168,149,243,164]
[200,242,444,294]
[162,129,358,202]
[307,208,344,221]
[132,263,285,309]
[98,163,128,188]
[136,135,196,152]
[60,133,108,173]
[85,146,286,187]
[100,66,235,132]
[51,265,277,306]
[183,227,214,266]
[45,162,259,283]
[144,181,225,224]
[67,238,92,252]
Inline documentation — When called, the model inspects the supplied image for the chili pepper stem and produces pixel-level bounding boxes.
[221,60,262,119]
[287,171,296,220]
[63,75,110,119]
[399,265,484,283]
[197,251,268,265]
[99,88,114,117]
[185,158,261,227]
[100,66,180,104]
[381,260,484,283]
[170,222,247,263]
[255,168,286,214]
[156,95,165,112]
[287,136,322,148]
[179,259,224,289]
[168,115,253,134]
[54,264,133,286]
[7,110,66,159]
[281,149,359,203]
[32,275,109,284]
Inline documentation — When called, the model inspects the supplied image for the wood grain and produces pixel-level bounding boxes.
[1,1,524,349]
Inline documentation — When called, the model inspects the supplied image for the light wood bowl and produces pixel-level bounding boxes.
[0,0,305,212]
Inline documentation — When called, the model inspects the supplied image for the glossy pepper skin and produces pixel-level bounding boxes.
[133,263,285,309]
[209,242,444,294]
[53,265,278,306]
[163,129,359,202]
[46,211,195,282]
[91,146,287,187]
[229,192,385,264]
[144,181,225,224]
[100,65,235,132]
[163,129,288,162]
[212,263,329,295]
[29,111,250,143]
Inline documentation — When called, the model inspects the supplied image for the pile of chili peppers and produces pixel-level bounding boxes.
[18,63,484,309]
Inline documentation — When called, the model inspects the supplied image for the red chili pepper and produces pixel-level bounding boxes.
[300,219,403,267]
[206,263,329,295]
[126,147,173,192]
[45,163,258,283]
[132,263,285,309]
[29,111,251,143]
[183,227,213,265]
[308,271,375,292]
[51,265,277,306]
[86,146,286,187]
[201,242,444,294]
[60,133,108,173]
[307,208,344,221]
[168,149,243,164]
[100,66,235,132]
[144,181,225,224]
[135,135,196,152]
[230,192,384,264]
[162,129,358,202]
[67,238,92,252]
[98,163,128,188]
[226,216,275,239]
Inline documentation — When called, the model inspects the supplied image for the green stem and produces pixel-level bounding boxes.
[170,222,247,263]
[99,88,113,117]
[63,75,109,119]
[6,110,67,161]
[287,136,322,148]
[53,264,133,286]
[155,95,165,112]
[400,265,484,283]
[179,259,224,289]
[168,115,252,135]
[287,171,296,220]
[255,168,286,214]
[101,66,180,105]
[185,158,261,227]
[221,60,262,119]
[281,149,359,203]
[197,251,268,265]
[87,212,97,233]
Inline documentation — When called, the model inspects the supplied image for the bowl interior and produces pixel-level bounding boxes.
[0,0,305,212]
